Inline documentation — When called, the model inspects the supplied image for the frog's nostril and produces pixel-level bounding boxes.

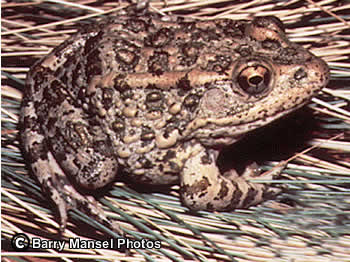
[294,68,307,80]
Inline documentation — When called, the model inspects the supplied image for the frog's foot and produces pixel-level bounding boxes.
[56,186,123,237]
[50,181,123,236]
[180,146,286,211]
[240,161,288,180]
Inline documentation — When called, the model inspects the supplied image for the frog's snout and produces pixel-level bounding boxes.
[305,56,330,92]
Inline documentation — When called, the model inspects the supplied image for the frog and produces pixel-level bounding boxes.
[19,2,329,234]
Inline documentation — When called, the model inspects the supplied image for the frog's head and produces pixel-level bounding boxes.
[187,16,329,146]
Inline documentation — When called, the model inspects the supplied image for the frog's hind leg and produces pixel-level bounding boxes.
[180,145,284,211]
[22,139,121,234]
[28,153,121,234]
[34,150,109,233]
[20,102,122,235]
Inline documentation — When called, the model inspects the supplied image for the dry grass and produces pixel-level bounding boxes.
[2,0,350,261]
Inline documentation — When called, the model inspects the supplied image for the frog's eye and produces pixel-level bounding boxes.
[232,58,274,98]
[237,65,271,95]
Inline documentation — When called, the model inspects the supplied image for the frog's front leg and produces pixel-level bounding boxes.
[180,145,283,211]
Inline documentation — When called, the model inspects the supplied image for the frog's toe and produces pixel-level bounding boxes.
[241,162,261,178]
[56,195,68,233]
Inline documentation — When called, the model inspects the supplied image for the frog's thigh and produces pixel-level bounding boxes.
[180,146,280,211]
[51,113,118,189]
[60,144,118,189]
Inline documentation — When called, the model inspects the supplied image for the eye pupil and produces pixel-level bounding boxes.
[249,75,263,85]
